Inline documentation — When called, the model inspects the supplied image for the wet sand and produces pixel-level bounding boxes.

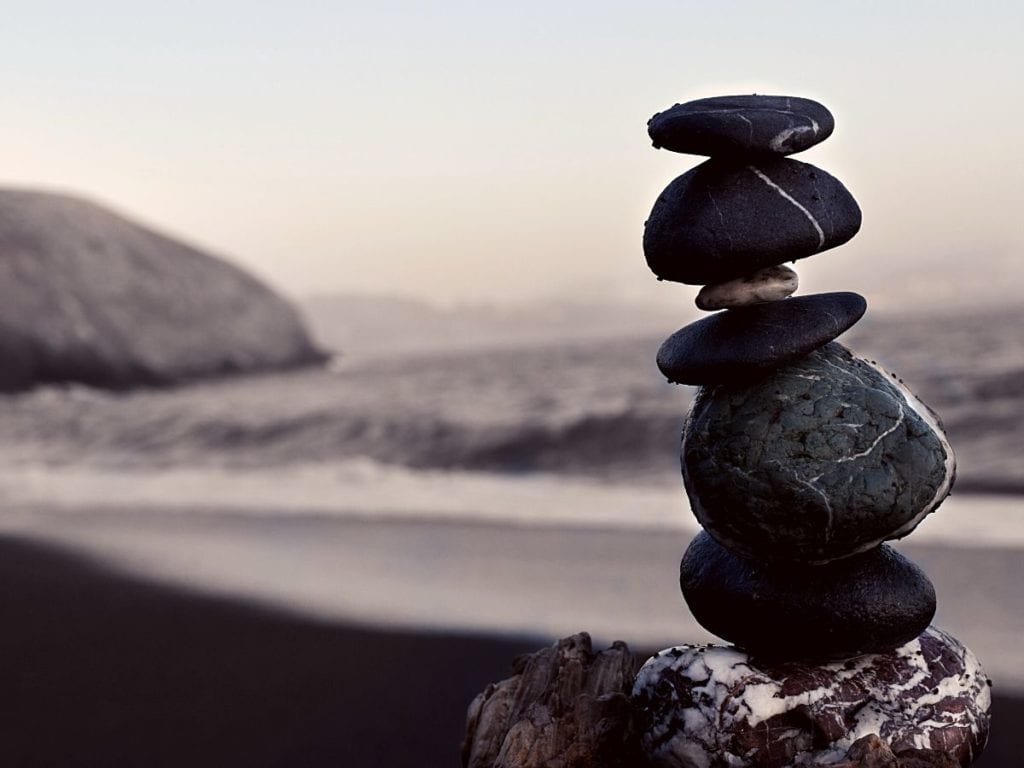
[0,509,1020,765]
[3,506,1022,687]
[0,533,1018,767]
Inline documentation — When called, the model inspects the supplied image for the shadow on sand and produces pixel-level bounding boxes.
[0,535,1015,767]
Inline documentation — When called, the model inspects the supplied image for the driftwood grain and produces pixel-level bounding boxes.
[461,633,643,768]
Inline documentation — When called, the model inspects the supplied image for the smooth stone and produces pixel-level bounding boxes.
[657,292,866,386]
[643,157,861,284]
[0,190,327,391]
[632,627,991,768]
[695,264,798,311]
[678,531,936,660]
[682,342,956,563]
[647,94,835,157]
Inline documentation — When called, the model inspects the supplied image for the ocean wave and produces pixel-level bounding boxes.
[136,406,687,478]
[0,322,1020,492]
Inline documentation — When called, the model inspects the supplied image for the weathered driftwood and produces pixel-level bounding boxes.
[463,635,969,768]
[461,633,643,768]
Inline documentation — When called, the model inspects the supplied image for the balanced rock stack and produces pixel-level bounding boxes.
[631,96,992,767]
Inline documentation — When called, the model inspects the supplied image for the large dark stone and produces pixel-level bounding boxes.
[657,292,866,385]
[643,157,861,284]
[679,531,935,660]
[682,343,955,562]
[0,189,326,391]
[647,95,834,157]
[632,627,991,768]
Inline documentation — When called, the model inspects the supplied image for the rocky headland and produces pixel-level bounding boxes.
[0,188,325,392]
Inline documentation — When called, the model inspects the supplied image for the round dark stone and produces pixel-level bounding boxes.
[643,157,861,284]
[648,95,834,157]
[657,292,866,386]
[682,343,955,562]
[679,531,936,660]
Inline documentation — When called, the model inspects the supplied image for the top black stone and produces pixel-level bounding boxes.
[648,95,834,158]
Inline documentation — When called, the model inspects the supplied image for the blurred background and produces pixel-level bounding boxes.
[0,1,1020,766]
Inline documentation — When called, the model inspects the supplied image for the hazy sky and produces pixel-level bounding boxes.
[3,2,1022,310]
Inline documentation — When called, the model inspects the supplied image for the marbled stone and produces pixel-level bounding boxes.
[648,95,834,157]
[643,157,861,284]
[682,343,956,562]
[828,733,961,768]
[695,264,798,311]
[632,627,990,768]
[657,292,866,386]
[679,532,935,660]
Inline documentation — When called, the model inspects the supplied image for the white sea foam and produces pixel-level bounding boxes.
[0,457,1021,548]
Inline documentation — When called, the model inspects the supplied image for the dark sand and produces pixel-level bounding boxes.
[0,534,1017,767]
[0,535,541,766]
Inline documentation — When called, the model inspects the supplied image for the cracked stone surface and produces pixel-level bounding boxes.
[679,532,935,660]
[632,627,990,768]
[647,95,834,158]
[682,342,955,563]
[643,157,861,285]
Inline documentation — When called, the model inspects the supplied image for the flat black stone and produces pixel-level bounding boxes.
[648,95,834,157]
[679,531,936,661]
[682,342,955,563]
[656,292,866,386]
[643,157,861,284]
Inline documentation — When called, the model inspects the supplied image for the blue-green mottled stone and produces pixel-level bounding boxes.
[682,342,955,563]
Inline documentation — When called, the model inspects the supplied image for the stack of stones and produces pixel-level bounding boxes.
[630,96,992,767]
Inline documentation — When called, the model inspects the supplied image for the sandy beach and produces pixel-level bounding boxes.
[0,505,1021,764]
[3,505,1021,684]
[0,517,1019,767]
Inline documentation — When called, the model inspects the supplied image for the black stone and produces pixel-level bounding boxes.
[682,343,955,563]
[643,157,861,284]
[678,531,936,661]
[656,292,866,386]
[648,95,834,157]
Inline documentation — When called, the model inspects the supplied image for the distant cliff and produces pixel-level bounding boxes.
[0,189,326,391]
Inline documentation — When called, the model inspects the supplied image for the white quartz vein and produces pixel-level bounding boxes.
[706,190,734,251]
[836,401,905,463]
[768,119,820,152]
[735,113,754,144]
[747,165,826,248]
[853,354,957,540]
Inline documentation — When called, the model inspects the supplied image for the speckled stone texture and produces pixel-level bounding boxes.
[682,342,955,562]
[679,532,935,660]
[695,264,799,310]
[632,627,990,768]
[647,95,834,157]
[643,157,861,284]
[657,292,866,386]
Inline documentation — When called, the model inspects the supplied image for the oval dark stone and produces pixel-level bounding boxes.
[679,531,936,660]
[682,343,955,562]
[657,292,866,386]
[648,95,834,157]
[643,157,861,284]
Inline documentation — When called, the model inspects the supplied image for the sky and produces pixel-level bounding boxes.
[2,1,1022,311]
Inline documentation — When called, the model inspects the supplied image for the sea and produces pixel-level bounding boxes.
[0,306,1021,543]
